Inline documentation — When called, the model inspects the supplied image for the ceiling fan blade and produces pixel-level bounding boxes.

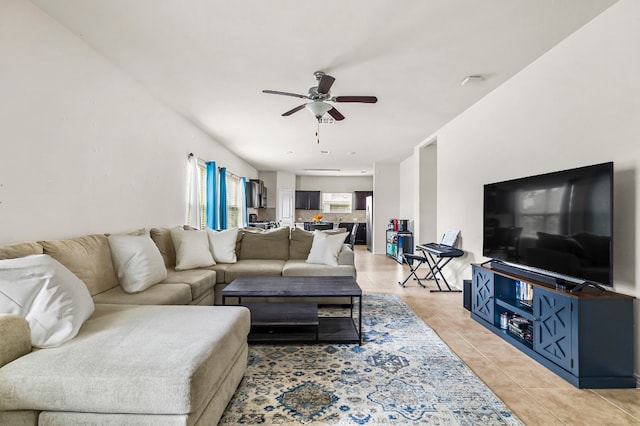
[263,90,309,99]
[317,74,335,94]
[282,104,306,116]
[327,107,345,121]
[333,96,378,103]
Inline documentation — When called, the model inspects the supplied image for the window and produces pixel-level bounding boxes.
[321,192,352,214]
[197,163,207,230]
[226,173,242,228]
[517,186,565,238]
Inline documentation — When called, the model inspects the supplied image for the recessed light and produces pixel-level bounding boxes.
[360,170,367,174]
[460,75,485,86]
[304,168,341,172]
[286,150,294,155]
[348,151,357,155]
[320,150,330,155]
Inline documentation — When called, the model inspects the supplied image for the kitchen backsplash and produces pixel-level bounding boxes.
[295,210,366,224]
[248,208,366,224]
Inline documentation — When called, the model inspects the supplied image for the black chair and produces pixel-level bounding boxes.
[348,223,359,248]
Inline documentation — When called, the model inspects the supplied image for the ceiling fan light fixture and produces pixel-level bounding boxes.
[305,101,332,119]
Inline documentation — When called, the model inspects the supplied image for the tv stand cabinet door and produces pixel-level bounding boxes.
[533,287,574,373]
[472,266,494,325]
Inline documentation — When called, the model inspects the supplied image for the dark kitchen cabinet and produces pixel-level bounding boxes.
[295,191,321,210]
[354,191,373,210]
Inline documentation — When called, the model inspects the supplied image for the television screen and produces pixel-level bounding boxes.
[483,162,613,287]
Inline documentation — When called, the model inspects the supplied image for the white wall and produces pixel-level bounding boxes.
[398,156,414,229]
[295,175,373,192]
[373,163,400,254]
[0,0,257,245]
[434,0,640,375]
[258,171,277,208]
[276,171,296,192]
[417,142,437,244]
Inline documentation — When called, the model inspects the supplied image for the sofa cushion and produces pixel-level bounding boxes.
[170,227,215,270]
[107,234,168,293]
[289,228,348,260]
[289,227,314,259]
[0,304,250,415]
[0,242,43,260]
[224,259,286,283]
[0,314,32,368]
[337,244,355,266]
[207,228,238,263]
[283,259,357,277]
[162,269,216,300]
[306,230,348,266]
[92,283,192,305]
[150,227,176,268]
[202,263,231,284]
[40,234,119,296]
[0,254,95,348]
[239,227,290,260]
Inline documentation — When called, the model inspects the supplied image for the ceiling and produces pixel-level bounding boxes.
[31,0,616,176]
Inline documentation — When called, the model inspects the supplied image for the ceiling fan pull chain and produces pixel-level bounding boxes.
[316,119,320,144]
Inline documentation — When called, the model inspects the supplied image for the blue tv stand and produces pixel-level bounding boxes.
[471,263,636,389]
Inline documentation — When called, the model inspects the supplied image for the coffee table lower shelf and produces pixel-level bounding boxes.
[245,302,360,344]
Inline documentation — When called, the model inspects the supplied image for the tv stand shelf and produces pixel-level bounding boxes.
[471,263,636,389]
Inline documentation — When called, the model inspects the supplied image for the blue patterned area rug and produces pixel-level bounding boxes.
[220,294,523,425]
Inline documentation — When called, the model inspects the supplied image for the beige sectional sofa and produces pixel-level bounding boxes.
[0,225,356,425]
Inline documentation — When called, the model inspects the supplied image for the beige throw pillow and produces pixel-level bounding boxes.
[108,234,167,293]
[306,230,347,266]
[170,227,215,270]
[207,227,238,263]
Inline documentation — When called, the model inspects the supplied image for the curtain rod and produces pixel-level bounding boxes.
[219,167,243,180]
[188,153,243,179]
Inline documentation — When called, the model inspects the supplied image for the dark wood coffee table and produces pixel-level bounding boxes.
[222,276,362,344]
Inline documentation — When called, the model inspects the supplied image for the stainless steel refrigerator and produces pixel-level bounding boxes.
[365,195,373,251]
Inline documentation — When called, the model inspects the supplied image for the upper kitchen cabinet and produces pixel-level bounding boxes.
[354,191,373,210]
[295,190,321,210]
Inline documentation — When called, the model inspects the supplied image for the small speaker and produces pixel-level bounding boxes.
[463,279,472,311]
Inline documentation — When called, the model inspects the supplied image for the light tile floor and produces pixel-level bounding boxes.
[353,245,640,426]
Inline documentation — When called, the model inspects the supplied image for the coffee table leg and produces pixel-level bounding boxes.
[358,296,362,345]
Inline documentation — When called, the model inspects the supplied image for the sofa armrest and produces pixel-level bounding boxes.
[338,244,354,266]
[0,314,31,368]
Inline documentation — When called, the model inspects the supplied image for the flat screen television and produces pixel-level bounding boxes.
[483,162,613,289]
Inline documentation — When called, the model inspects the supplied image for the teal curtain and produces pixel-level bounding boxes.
[219,167,228,229]
[206,162,218,230]
[241,177,249,227]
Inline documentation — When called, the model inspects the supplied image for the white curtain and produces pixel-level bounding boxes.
[238,177,248,228]
[187,154,201,228]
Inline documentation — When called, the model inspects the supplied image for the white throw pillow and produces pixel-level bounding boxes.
[0,254,95,348]
[306,230,346,267]
[207,227,238,263]
[108,234,168,293]
[170,227,215,270]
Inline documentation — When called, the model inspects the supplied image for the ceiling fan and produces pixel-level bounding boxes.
[262,71,377,121]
